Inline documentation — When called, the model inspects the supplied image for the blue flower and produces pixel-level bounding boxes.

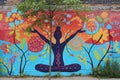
[15,20,20,26]
[106,24,112,30]
[9,22,14,27]
[7,12,12,18]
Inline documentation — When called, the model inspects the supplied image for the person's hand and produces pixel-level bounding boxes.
[77,29,86,33]
[31,28,38,33]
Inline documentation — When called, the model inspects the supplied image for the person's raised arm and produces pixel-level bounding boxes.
[31,29,51,45]
[62,29,85,45]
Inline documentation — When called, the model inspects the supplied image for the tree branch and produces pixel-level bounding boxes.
[97,33,112,69]
[97,40,111,69]
[63,29,85,44]
[2,62,10,75]
[83,34,103,70]
[31,29,51,45]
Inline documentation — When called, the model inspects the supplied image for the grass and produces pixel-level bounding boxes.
[93,59,120,78]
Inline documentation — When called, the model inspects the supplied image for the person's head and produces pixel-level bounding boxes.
[54,26,62,41]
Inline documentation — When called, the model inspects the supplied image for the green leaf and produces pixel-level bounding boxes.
[20,38,26,50]
[115,41,119,47]
[103,18,108,23]
[41,52,46,55]
[44,54,46,58]
[63,0,82,5]
[0,56,2,63]
[96,16,102,23]
[80,15,88,22]
[44,45,48,50]
[0,68,7,73]
[28,55,38,61]
[103,58,109,62]
[0,14,2,20]
[116,48,120,53]
[25,27,32,32]
[46,46,50,53]
[114,41,120,53]
[15,30,21,41]
[103,48,107,54]
[16,36,21,41]
[17,0,86,16]
[94,50,101,60]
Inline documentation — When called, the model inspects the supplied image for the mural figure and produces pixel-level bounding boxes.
[31,26,85,72]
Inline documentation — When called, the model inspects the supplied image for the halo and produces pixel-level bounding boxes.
[84,21,100,35]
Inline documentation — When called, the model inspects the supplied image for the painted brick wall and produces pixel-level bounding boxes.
[0,8,120,76]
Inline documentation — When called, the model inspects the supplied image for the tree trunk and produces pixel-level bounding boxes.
[49,16,53,80]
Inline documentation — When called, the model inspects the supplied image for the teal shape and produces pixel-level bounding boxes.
[106,24,112,29]
[15,20,19,26]
[100,22,104,27]
[7,12,12,17]
[44,20,48,23]
[9,22,14,27]
[12,8,17,13]
[19,20,24,24]
[18,11,23,15]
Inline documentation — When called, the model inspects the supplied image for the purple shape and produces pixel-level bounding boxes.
[35,64,81,72]
[33,26,85,72]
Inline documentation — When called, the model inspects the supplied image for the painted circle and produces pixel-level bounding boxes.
[84,21,100,35]
[28,36,45,52]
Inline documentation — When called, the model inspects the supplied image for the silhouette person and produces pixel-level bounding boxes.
[31,26,85,72]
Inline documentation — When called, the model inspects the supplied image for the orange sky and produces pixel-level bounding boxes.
[0,11,120,44]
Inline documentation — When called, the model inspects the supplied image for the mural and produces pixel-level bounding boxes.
[0,8,120,76]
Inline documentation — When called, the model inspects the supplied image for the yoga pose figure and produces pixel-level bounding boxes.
[31,26,85,72]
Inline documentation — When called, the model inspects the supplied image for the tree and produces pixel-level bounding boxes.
[17,0,89,79]
[74,12,118,74]
[6,8,30,76]
[0,43,16,76]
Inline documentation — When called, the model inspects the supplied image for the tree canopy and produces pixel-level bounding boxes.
[17,0,89,32]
